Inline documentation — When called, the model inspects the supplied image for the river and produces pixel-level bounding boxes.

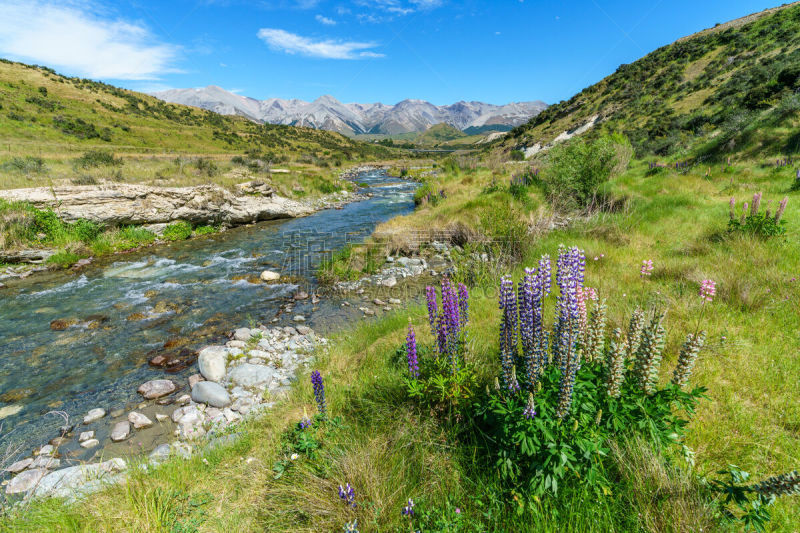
[0,170,416,464]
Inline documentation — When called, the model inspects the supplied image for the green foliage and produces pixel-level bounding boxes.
[72,219,104,243]
[728,213,786,238]
[47,250,82,268]
[193,225,218,236]
[509,150,525,161]
[543,136,620,210]
[0,156,47,174]
[403,344,478,412]
[317,244,359,283]
[479,202,529,260]
[472,365,705,497]
[193,157,218,177]
[162,221,193,241]
[73,150,123,168]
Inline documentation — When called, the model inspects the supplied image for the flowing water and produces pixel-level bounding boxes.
[0,170,416,461]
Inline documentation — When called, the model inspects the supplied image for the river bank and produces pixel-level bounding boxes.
[0,169,425,502]
[0,166,390,283]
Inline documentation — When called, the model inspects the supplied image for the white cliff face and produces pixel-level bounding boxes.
[0,183,314,226]
[152,87,547,135]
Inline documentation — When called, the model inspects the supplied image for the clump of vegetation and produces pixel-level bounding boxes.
[543,134,629,210]
[728,192,788,237]
[194,157,219,177]
[162,221,193,241]
[73,150,123,169]
[193,225,218,236]
[0,156,47,174]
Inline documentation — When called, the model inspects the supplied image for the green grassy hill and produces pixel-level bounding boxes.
[414,123,468,145]
[0,59,391,164]
[499,2,800,159]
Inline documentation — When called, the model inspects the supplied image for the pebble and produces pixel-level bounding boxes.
[176,394,191,406]
[149,444,171,461]
[80,439,99,449]
[260,270,280,281]
[294,291,309,300]
[293,315,306,322]
[30,456,60,469]
[188,374,204,388]
[4,458,33,474]
[49,436,69,447]
[137,379,177,399]
[155,413,169,422]
[373,298,386,306]
[110,408,125,418]
[233,328,252,341]
[78,431,95,442]
[36,445,54,456]
[296,325,312,335]
[110,421,131,442]
[128,412,154,429]
[389,298,401,305]
[381,276,397,288]
[83,408,106,424]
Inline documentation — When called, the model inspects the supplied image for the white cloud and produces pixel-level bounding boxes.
[0,0,179,80]
[257,28,383,59]
[315,14,337,25]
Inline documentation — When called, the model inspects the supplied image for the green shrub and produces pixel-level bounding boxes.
[543,136,623,210]
[194,157,218,177]
[509,149,525,161]
[162,221,193,241]
[0,156,47,174]
[71,175,97,185]
[479,202,529,260]
[74,150,122,168]
[32,208,67,241]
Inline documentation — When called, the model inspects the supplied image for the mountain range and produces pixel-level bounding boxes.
[151,86,547,136]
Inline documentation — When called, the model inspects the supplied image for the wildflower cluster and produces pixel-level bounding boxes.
[406,322,419,378]
[728,193,788,237]
[428,276,469,372]
[475,246,713,497]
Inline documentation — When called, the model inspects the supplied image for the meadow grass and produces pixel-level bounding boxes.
[2,157,798,532]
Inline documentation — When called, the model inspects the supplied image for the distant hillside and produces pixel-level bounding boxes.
[499,2,800,159]
[0,59,391,161]
[414,123,468,145]
[152,86,547,136]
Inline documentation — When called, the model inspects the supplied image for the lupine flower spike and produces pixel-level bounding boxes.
[338,483,356,508]
[499,275,518,388]
[299,407,312,429]
[749,471,800,498]
[640,259,654,277]
[671,331,706,387]
[406,321,419,378]
[401,498,415,516]
[523,392,536,419]
[604,328,628,398]
[310,370,327,418]
[633,311,667,395]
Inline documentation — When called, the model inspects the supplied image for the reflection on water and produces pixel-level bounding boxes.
[0,171,415,459]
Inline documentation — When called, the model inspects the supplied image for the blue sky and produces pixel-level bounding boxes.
[0,0,784,105]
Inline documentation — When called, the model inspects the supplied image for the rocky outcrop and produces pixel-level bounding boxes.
[0,182,314,226]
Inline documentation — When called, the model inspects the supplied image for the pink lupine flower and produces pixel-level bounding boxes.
[640,259,654,277]
[699,279,716,302]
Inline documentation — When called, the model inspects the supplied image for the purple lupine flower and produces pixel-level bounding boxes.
[299,411,312,429]
[406,322,419,378]
[338,483,356,508]
[553,246,584,419]
[457,282,469,325]
[499,275,518,389]
[425,285,438,336]
[401,499,415,516]
[440,276,462,372]
[523,393,536,419]
[311,370,326,418]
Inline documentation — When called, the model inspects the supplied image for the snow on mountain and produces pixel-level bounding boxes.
[151,87,547,135]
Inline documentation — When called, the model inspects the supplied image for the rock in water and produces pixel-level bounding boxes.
[6,468,46,495]
[191,381,231,408]
[293,315,305,323]
[4,458,33,474]
[260,270,280,282]
[78,431,94,442]
[137,379,177,399]
[198,346,227,382]
[110,421,131,442]
[128,412,154,429]
[80,439,100,449]
[32,458,126,499]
